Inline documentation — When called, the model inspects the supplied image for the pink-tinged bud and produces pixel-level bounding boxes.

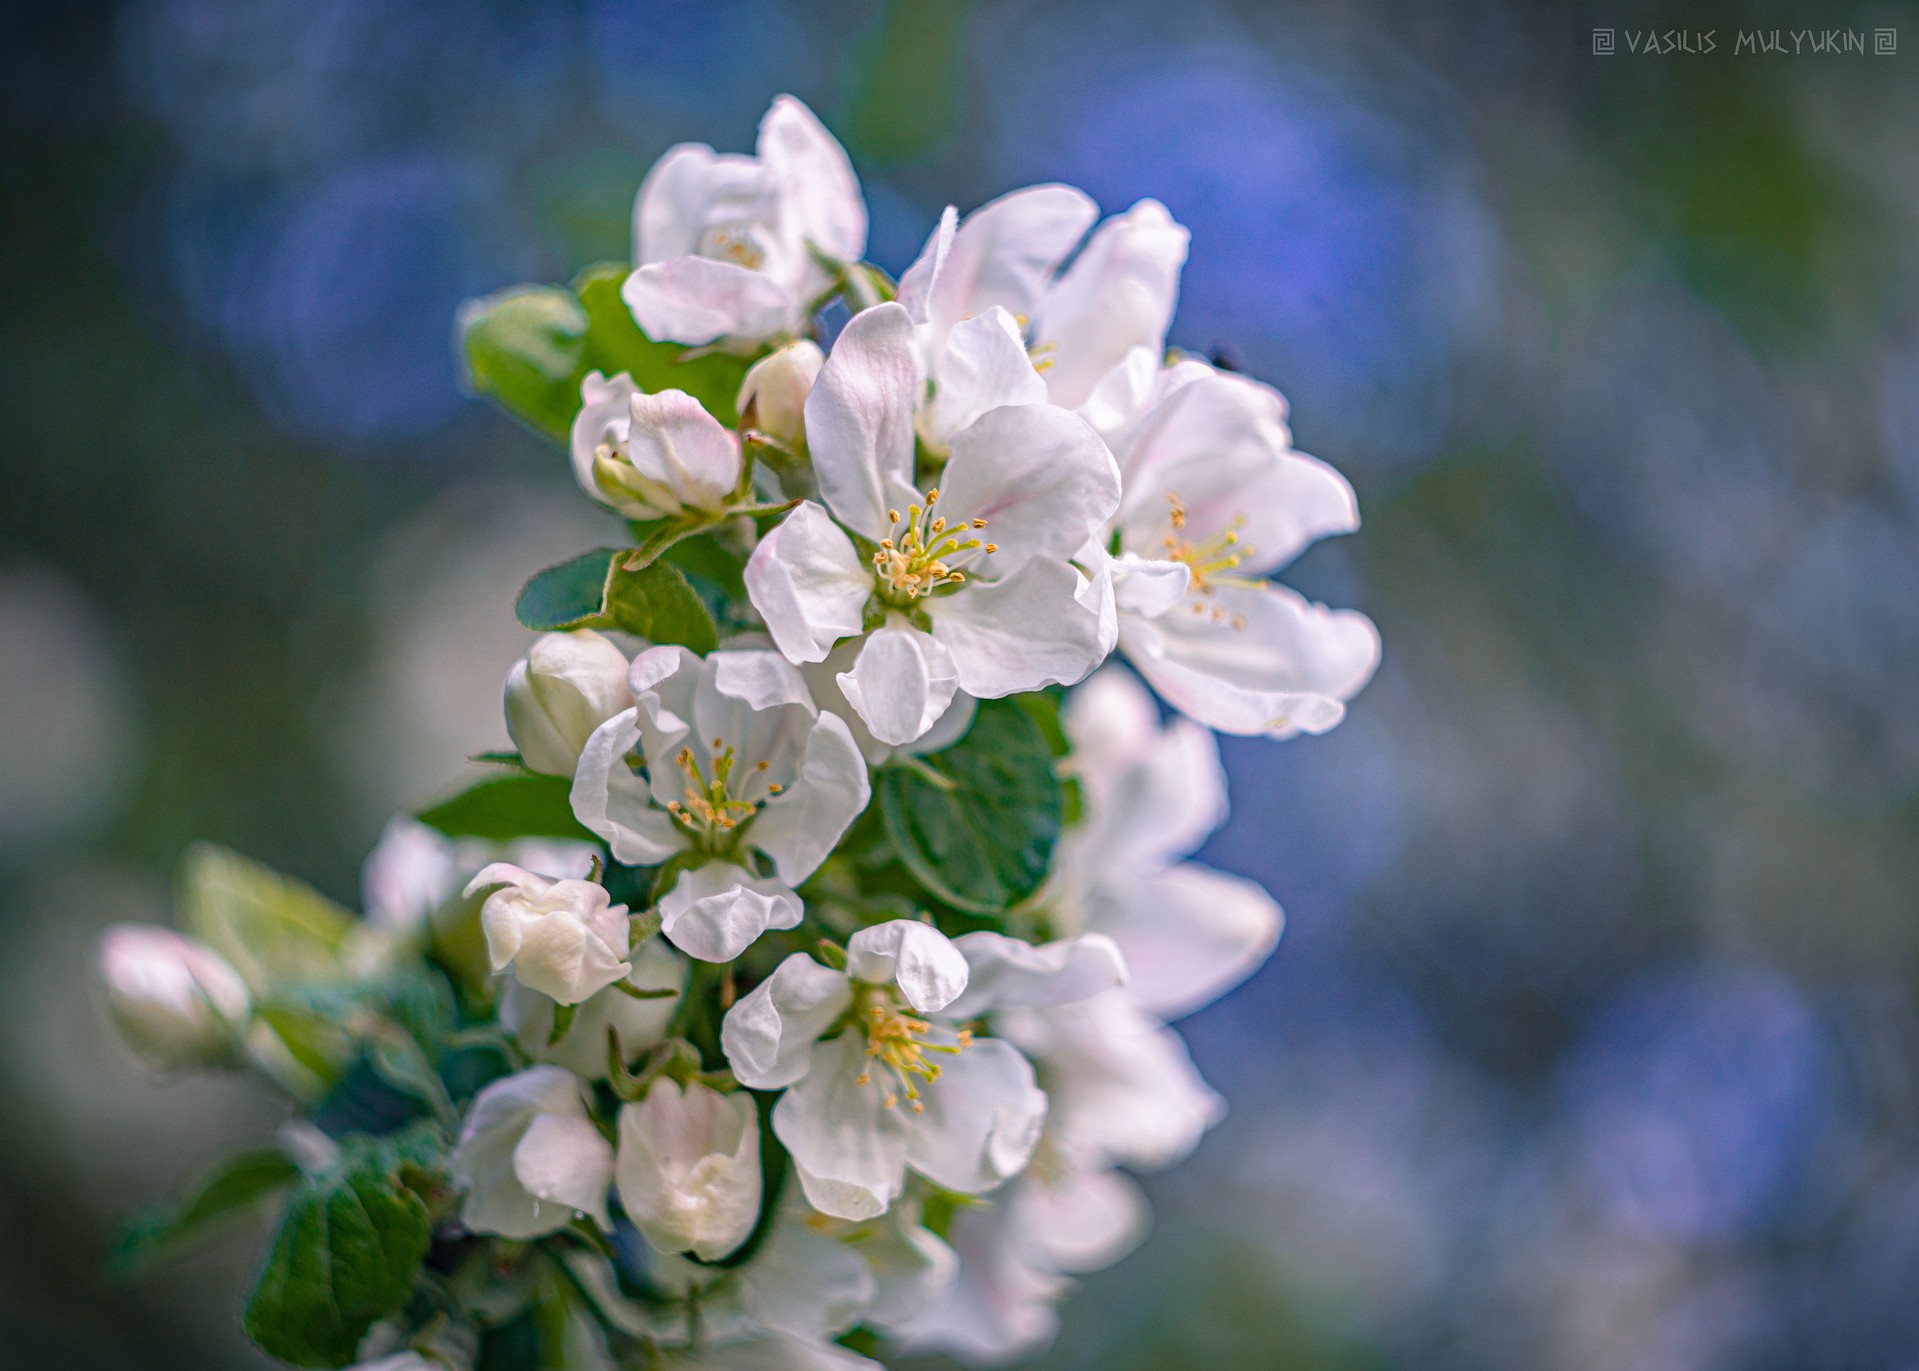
[98,924,249,1069]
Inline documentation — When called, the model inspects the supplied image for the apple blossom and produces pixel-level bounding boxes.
[1081,352,1381,738]
[502,935,684,1079]
[745,302,1119,747]
[504,628,634,776]
[571,645,868,961]
[465,863,634,1005]
[98,924,249,1069]
[623,96,865,351]
[449,1065,613,1239]
[720,920,1124,1220]
[615,1076,762,1260]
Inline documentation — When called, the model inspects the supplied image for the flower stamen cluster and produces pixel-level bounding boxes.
[665,738,783,842]
[872,488,998,603]
[851,984,972,1112]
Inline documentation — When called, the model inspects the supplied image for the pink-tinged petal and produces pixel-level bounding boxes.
[805,302,923,540]
[904,1038,1047,1194]
[758,95,866,263]
[837,624,961,747]
[721,952,853,1090]
[1036,199,1189,410]
[744,501,871,665]
[927,559,1106,699]
[896,206,956,324]
[936,403,1119,574]
[1121,583,1380,738]
[1090,863,1282,1019]
[847,919,969,1012]
[616,388,743,513]
[631,144,765,264]
[622,256,796,348]
[943,933,1127,1019]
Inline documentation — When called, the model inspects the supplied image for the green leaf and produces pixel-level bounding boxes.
[877,698,1063,915]
[514,547,718,653]
[112,1149,300,1277]
[180,844,356,994]
[515,548,621,630]
[457,286,589,440]
[242,1138,436,1368]
[573,263,751,425]
[417,772,597,844]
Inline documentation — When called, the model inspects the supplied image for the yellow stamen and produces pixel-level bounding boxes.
[1160,491,1257,595]
[871,486,995,601]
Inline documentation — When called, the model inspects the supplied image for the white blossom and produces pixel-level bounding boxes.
[97,924,249,1069]
[465,863,633,1005]
[571,374,744,521]
[616,1077,762,1261]
[738,1191,956,1342]
[1080,353,1380,737]
[505,628,634,776]
[571,646,869,962]
[744,302,1119,747]
[720,920,1124,1220]
[624,96,865,351]
[450,1065,613,1239]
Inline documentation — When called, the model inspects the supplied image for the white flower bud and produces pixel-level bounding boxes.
[98,924,250,1068]
[467,863,633,1005]
[505,629,632,777]
[737,339,824,452]
[450,1065,613,1239]
[616,1077,762,1261]
[570,373,743,520]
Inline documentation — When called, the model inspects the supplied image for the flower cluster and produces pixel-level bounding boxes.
[100,96,1377,1371]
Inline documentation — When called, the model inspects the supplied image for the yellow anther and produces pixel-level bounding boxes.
[1160,491,1256,594]
[872,487,994,601]
[665,736,783,843]
[971,518,988,529]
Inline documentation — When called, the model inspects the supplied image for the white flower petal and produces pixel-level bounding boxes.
[744,502,871,665]
[895,206,955,325]
[452,1066,599,1240]
[802,640,979,765]
[657,862,803,963]
[632,144,764,264]
[1062,671,1226,871]
[1000,993,1222,1171]
[1108,554,1192,619]
[572,708,689,865]
[904,1038,1046,1195]
[758,95,866,264]
[837,624,961,747]
[1121,583,1380,738]
[613,388,743,514]
[936,402,1118,575]
[722,952,854,1090]
[505,938,685,1079]
[1090,863,1281,1020]
[911,183,1098,359]
[1036,199,1189,410]
[622,256,798,349]
[513,1111,614,1227]
[943,933,1127,1019]
[927,559,1106,699]
[750,710,871,885]
[616,1078,761,1261]
[804,302,923,540]
[846,920,969,1013]
[505,628,633,777]
[924,308,1046,449]
[738,1209,876,1340]
[1011,1163,1148,1274]
[774,1033,911,1220]
[890,1202,1064,1365]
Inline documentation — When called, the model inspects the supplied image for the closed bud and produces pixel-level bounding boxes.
[467,863,633,1005]
[616,1077,762,1260]
[98,924,249,1069]
[571,373,743,520]
[737,339,824,452]
[505,629,631,776]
